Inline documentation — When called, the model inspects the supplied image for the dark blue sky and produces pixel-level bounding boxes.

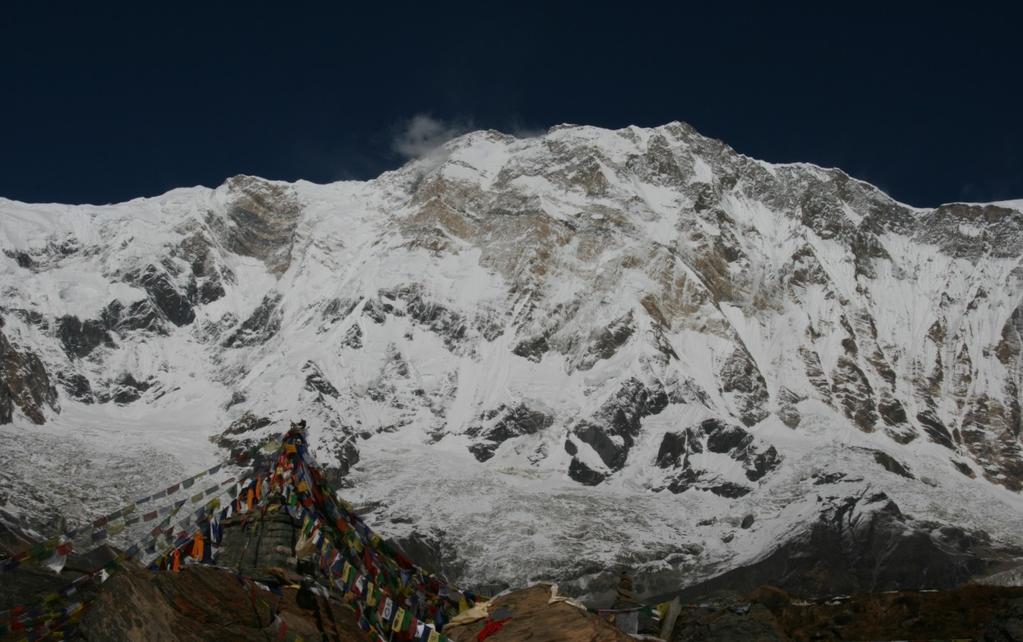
[2,2,1020,207]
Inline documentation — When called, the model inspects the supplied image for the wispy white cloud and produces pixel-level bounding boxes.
[391,114,471,160]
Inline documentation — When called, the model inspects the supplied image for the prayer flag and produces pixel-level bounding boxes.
[392,607,410,632]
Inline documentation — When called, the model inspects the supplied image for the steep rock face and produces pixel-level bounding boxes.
[56,315,113,359]
[222,292,283,348]
[0,325,59,424]
[467,403,555,461]
[569,377,669,483]
[207,175,303,276]
[126,263,196,327]
[303,360,340,399]
[654,418,781,497]
[916,203,1023,260]
[1,122,1022,596]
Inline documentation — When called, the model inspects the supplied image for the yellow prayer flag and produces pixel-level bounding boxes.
[458,594,469,613]
[366,582,377,606]
[392,608,406,631]
[428,630,441,642]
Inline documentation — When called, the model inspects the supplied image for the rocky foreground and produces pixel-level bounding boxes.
[3,499,1023,641]
[4,556,1023,641]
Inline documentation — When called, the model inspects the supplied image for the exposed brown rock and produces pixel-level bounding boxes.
[0,328,59,424]
[830,356,877,432]
[79,565,372,642]
[443,584,632,642]
[208,176,304,277]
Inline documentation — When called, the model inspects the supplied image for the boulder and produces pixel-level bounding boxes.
[443,584,632,642]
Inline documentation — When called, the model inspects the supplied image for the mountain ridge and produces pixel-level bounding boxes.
[1,121,1021,599]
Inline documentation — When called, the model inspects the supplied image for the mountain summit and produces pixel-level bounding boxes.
[1,122,1021,598]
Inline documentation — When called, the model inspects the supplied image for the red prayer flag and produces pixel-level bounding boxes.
[476,617,511,641]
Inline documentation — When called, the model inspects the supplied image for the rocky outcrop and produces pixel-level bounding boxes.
[216,412,274,446]
[208,175,304,276]
[443,584,632,642]
[870,449,913,479]
[577,311,636,370]
[916,203,1023,260]
[654,418,781,496]
[379,285,469,351]
[831,356,878,432]
[56,315,113,359]
[222,292,283,348]
[107,373,153,405]
[102,298,167,335]
[569,377,669,482]
[80,565,372,642]
[126,264,195,327]
[512,334,550,362]
[57,371,94,403]
[303,361,339,399]
[340,324,363,349]
[319,297,362,333]
[0,327,59,424]
[466,403,555,461]
[718,347,770,427]
[175,231,229,306]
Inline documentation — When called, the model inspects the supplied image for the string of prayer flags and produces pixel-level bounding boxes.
[0,470,242,576]
[1,472,254,630]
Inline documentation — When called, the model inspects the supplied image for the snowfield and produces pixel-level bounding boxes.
[1,122,1021,598]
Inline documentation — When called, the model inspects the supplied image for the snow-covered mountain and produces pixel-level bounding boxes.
[2,122,1022,599]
